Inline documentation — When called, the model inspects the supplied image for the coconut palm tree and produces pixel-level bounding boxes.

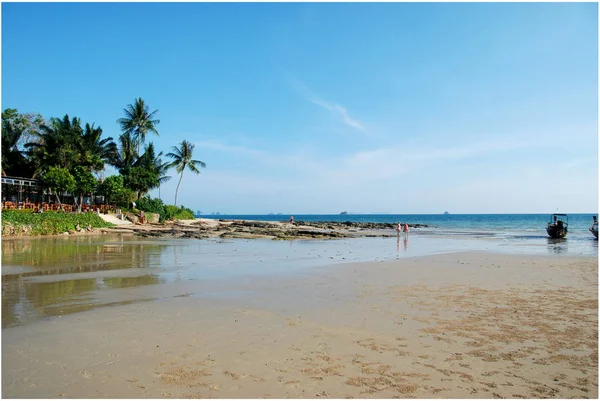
[111,132,138,173]
[155,157,171,201]
[25,115,83,176]
[117,98,160,154]
[77,123,118,173]
[1,118,25,175]
[166,140,206,206]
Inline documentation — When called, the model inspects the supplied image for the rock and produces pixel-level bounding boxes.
[146,213,160,224]
[126,214,139,224]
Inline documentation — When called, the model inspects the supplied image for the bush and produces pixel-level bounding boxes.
[136,196,165,215]
[98,175,131,207]
[135,196,194,222]
[2,210,113,236]
[163,205,195,221]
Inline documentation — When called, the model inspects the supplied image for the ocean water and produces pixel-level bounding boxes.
[199,213,598,241]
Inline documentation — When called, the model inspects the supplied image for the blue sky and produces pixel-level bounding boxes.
[2,2,597,214]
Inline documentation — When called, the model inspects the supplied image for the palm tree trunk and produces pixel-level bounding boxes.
[174,170,184,206]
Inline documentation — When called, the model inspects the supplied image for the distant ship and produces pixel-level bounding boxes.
[444,211,449,215]
[340,211,348,215]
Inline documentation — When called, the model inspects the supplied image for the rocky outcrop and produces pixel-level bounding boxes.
[125,213,139,224]
[102,219,428,241]
[146,213,160,224]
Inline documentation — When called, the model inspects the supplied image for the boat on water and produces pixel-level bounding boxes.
[590,216,598,239]
[546,214,568,239]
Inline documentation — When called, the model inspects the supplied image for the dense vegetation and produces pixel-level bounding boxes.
[1,99,206,220]
[135,196,195,222]
[2,210,113,236]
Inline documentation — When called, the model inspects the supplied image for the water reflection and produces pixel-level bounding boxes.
[2,233,597,329]
[546,238,568,254]
[2,235,168,328]
[2,236,167,280]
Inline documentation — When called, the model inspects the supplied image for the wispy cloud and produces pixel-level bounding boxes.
[290,77,366,133]
[308,97,366,132]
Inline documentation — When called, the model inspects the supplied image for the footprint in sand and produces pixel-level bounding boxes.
[78,370,92,379]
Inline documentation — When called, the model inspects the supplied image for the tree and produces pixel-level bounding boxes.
[1,109,41,177]
[111,132,138,177]
[155,154,171,201]
[117,98,160,154]
[133,142,170,198]
[25,115,83,176]
[123,166,159,200]
[2,108,45,150]
[98,175,127,206]
[72,166,97,212]
[77,123,118,173]
[25,115,116,179]
[166,140,206,206]
[40,167,76,208]
[1,116,25,176]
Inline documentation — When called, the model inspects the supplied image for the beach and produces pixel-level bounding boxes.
[2,234,597,398]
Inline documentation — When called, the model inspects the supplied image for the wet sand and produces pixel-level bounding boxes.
[2,248,597,398]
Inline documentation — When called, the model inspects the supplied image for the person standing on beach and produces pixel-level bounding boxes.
[396,222,402,237]
[403,223,409,238]
[289,216,295,224]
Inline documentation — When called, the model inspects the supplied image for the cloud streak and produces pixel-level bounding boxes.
[290,77,366,133]
[308,97,366,132]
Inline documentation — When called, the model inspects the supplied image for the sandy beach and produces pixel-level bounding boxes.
[3,248,597,398]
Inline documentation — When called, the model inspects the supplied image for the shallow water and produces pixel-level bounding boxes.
[2,232,597,328]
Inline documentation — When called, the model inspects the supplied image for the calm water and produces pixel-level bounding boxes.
[3,213,598,329]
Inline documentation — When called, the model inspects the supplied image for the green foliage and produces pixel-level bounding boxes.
[135,196,193,222]
[23,114,117,178]
[41,167,76,194]
[26,115,84,175]
[98,175,130,206]
[1,108,39,176]
[166,140,206,206]
[2,210,113,236]
[163,205,195,221]
[77,123,117,172]
[117,98,160,154]
[72,166,97,197]
[136,196,165,215]
[2,108,45,149]
[122,166,159,199]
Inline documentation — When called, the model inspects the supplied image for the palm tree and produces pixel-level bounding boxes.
[117,98,160,154]
[77,123,118,173]
[155,157,172,201]
[133,142,169,199]
[25,115,83,177]
[166,140,206,206]
[111,132,138,172]
[1,119,24,175]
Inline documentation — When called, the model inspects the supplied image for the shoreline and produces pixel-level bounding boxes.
[1,217,420,240]
[3,250,597,398]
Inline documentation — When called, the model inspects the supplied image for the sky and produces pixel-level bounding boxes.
[2,2,598,214]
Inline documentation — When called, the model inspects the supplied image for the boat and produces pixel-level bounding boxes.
[590,216,598,239]
[546,214,568,239]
